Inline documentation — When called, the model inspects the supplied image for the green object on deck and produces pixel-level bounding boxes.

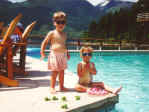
[61,104,68,109]
[75,96,80,101]
[52,96,59,101]
[61,96,67,102]
[44,97,51,101]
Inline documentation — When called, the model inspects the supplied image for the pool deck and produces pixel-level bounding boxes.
[0,56,118,112]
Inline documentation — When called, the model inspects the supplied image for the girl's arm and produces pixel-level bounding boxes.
[89,63,97,75]
[77,63,87,77]
[40,32,52,60]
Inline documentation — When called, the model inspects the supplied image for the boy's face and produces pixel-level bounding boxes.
[81,49,92,63]
[54,18,66,31]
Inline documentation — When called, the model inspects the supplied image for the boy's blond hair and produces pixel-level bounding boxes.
[80,46,93,57]
[53,11,66,21]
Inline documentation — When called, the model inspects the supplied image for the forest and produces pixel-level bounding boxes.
[86,0,149,43]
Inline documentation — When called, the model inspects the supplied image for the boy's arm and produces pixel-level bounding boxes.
[65,32,70,60]
[89,63,97,75]
[40,32,52,60]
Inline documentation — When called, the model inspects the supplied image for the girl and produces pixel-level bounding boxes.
[75,46,122,95]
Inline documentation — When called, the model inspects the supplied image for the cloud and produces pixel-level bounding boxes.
[87,0,138,6]
[8,0,138,5]
[8,0,26,3]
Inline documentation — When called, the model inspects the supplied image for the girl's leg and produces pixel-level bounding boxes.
[50,71,58,94]
[91,82,122,94]
[102,83,115,93]
[91,82,105,88]
[59,70,68,91]
[75,84,89,92]
[113,86,122,94]
[102,83,122,94]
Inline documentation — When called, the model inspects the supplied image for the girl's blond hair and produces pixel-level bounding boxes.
[80,46,93,57]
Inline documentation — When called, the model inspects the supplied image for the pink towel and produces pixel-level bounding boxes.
[87,87,108,95]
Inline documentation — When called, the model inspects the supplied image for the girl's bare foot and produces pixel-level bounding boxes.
[113,86,122,95]
[50,88,56,94]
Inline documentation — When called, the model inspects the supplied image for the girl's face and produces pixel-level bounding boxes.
[82,49,92,63]
[54,19,66,32]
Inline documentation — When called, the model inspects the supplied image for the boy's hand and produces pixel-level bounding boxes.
[67,52,70,60]
[40,52,46,60]
[67,54,70,60]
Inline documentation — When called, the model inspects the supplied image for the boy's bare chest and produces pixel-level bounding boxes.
[52,33,66,43]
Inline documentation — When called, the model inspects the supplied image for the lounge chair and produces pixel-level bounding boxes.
[12,21,36,75]
[0,22,4,39]
[0,14,22,87]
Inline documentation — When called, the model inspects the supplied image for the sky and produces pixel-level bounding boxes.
[8,0,139,6]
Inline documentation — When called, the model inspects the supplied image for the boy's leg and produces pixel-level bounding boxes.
[50,71,58,94]
[59,70,68,91]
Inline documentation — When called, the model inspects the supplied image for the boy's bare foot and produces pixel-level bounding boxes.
[60,87,69,92]
[113,86,122,95]
[50,88,56,94]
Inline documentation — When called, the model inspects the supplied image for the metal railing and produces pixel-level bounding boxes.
[27,35,149,50]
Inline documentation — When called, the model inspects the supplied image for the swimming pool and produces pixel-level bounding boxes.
[27,48,149,112]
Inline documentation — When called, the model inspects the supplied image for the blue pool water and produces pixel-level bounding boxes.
[27,48,149,112]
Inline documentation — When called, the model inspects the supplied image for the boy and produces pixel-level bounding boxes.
[41,11,70,94]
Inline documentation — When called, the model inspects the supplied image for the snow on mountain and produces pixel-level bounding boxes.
[87,0,138,6]
[96,0,134,13]
[100,0,110,7]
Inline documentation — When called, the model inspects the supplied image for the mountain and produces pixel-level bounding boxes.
[0,0,101,32]
[0,0,135,35]
[0,0,12,7]
[96,0,134,13]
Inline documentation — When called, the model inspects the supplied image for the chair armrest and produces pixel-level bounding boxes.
[13,43,27,46]
[0,43,10,47]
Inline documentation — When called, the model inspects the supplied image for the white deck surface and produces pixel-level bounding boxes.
[0,56,118,112]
